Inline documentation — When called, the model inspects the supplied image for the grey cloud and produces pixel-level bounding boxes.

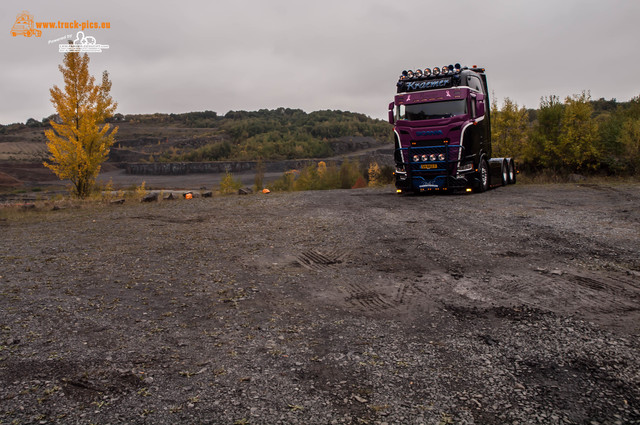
[1,0,639,124]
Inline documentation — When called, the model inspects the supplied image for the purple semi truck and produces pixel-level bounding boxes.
[388,64,516,194]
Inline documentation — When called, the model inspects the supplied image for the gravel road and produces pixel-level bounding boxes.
[1,183,639,424]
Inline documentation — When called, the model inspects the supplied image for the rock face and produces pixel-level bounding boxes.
[238,187,252,195]
[124,152,394,176]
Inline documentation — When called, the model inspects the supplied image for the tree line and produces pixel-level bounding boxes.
[29,42,640,201]
[491,92,640,175]
[172,108,392,162]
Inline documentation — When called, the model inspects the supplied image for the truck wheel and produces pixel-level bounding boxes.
[507,159,516,184]
[501,160,508,186]
[475,159,490,193]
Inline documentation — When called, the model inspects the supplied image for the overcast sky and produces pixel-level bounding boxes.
[1,0,639,125]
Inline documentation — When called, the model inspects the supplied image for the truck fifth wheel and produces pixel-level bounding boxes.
[389,64,516,194]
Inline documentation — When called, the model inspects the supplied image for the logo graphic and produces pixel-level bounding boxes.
[416,130,443,136]
[446,90,451,97]
[10,11,41,37]
[59,31,109,53]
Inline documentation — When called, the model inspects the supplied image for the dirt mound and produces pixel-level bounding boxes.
[0,162,57,185]
[0,171,22,187]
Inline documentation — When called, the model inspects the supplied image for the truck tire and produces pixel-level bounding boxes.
[476,159,490,193]
[507,159,516,184]
[501,160,508,186]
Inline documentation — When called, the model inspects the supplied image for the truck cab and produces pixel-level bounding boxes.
[389,64,513,194]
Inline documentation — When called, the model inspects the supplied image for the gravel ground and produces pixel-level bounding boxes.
[0,183,639,424]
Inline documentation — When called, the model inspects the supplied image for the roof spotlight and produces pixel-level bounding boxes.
[454,63,461,71]
[424,68,431,76]
[442,66,449,74]
[448,64,454,72]
[407,70,414,78]
[414,69,423,78]
[432,67,440,76]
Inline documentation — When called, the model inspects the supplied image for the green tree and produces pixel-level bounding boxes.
[339,159,362,189]
[44,50,117,198]
[491,97,529,160]
[620,118,640,173]
[527,95,564,170]
[556,91,600,172]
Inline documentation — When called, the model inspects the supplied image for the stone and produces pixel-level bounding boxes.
[141,193,158,203]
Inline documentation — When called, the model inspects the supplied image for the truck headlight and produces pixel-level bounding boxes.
[458,161,473,172]
[421,154,428,162]
[438,153,445,161]
[429,154,437,161]
[412,154,420,162]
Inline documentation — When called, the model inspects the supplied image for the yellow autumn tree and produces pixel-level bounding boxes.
[368,161,383,187]
[44,50,118,198]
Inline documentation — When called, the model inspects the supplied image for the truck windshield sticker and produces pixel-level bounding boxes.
[399,78,452,93]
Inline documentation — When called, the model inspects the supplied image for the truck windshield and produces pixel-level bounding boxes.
[399,99,467,121]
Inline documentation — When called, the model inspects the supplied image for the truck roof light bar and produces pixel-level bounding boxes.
[397,63,482,82]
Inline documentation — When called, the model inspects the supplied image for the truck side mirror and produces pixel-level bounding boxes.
[475,94,485,117]
[388,102,395,124]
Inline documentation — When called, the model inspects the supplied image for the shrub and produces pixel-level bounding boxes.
[219,171,243,194]
[267,160,368,192]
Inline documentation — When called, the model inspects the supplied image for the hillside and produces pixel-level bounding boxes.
[0,108,393,163]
